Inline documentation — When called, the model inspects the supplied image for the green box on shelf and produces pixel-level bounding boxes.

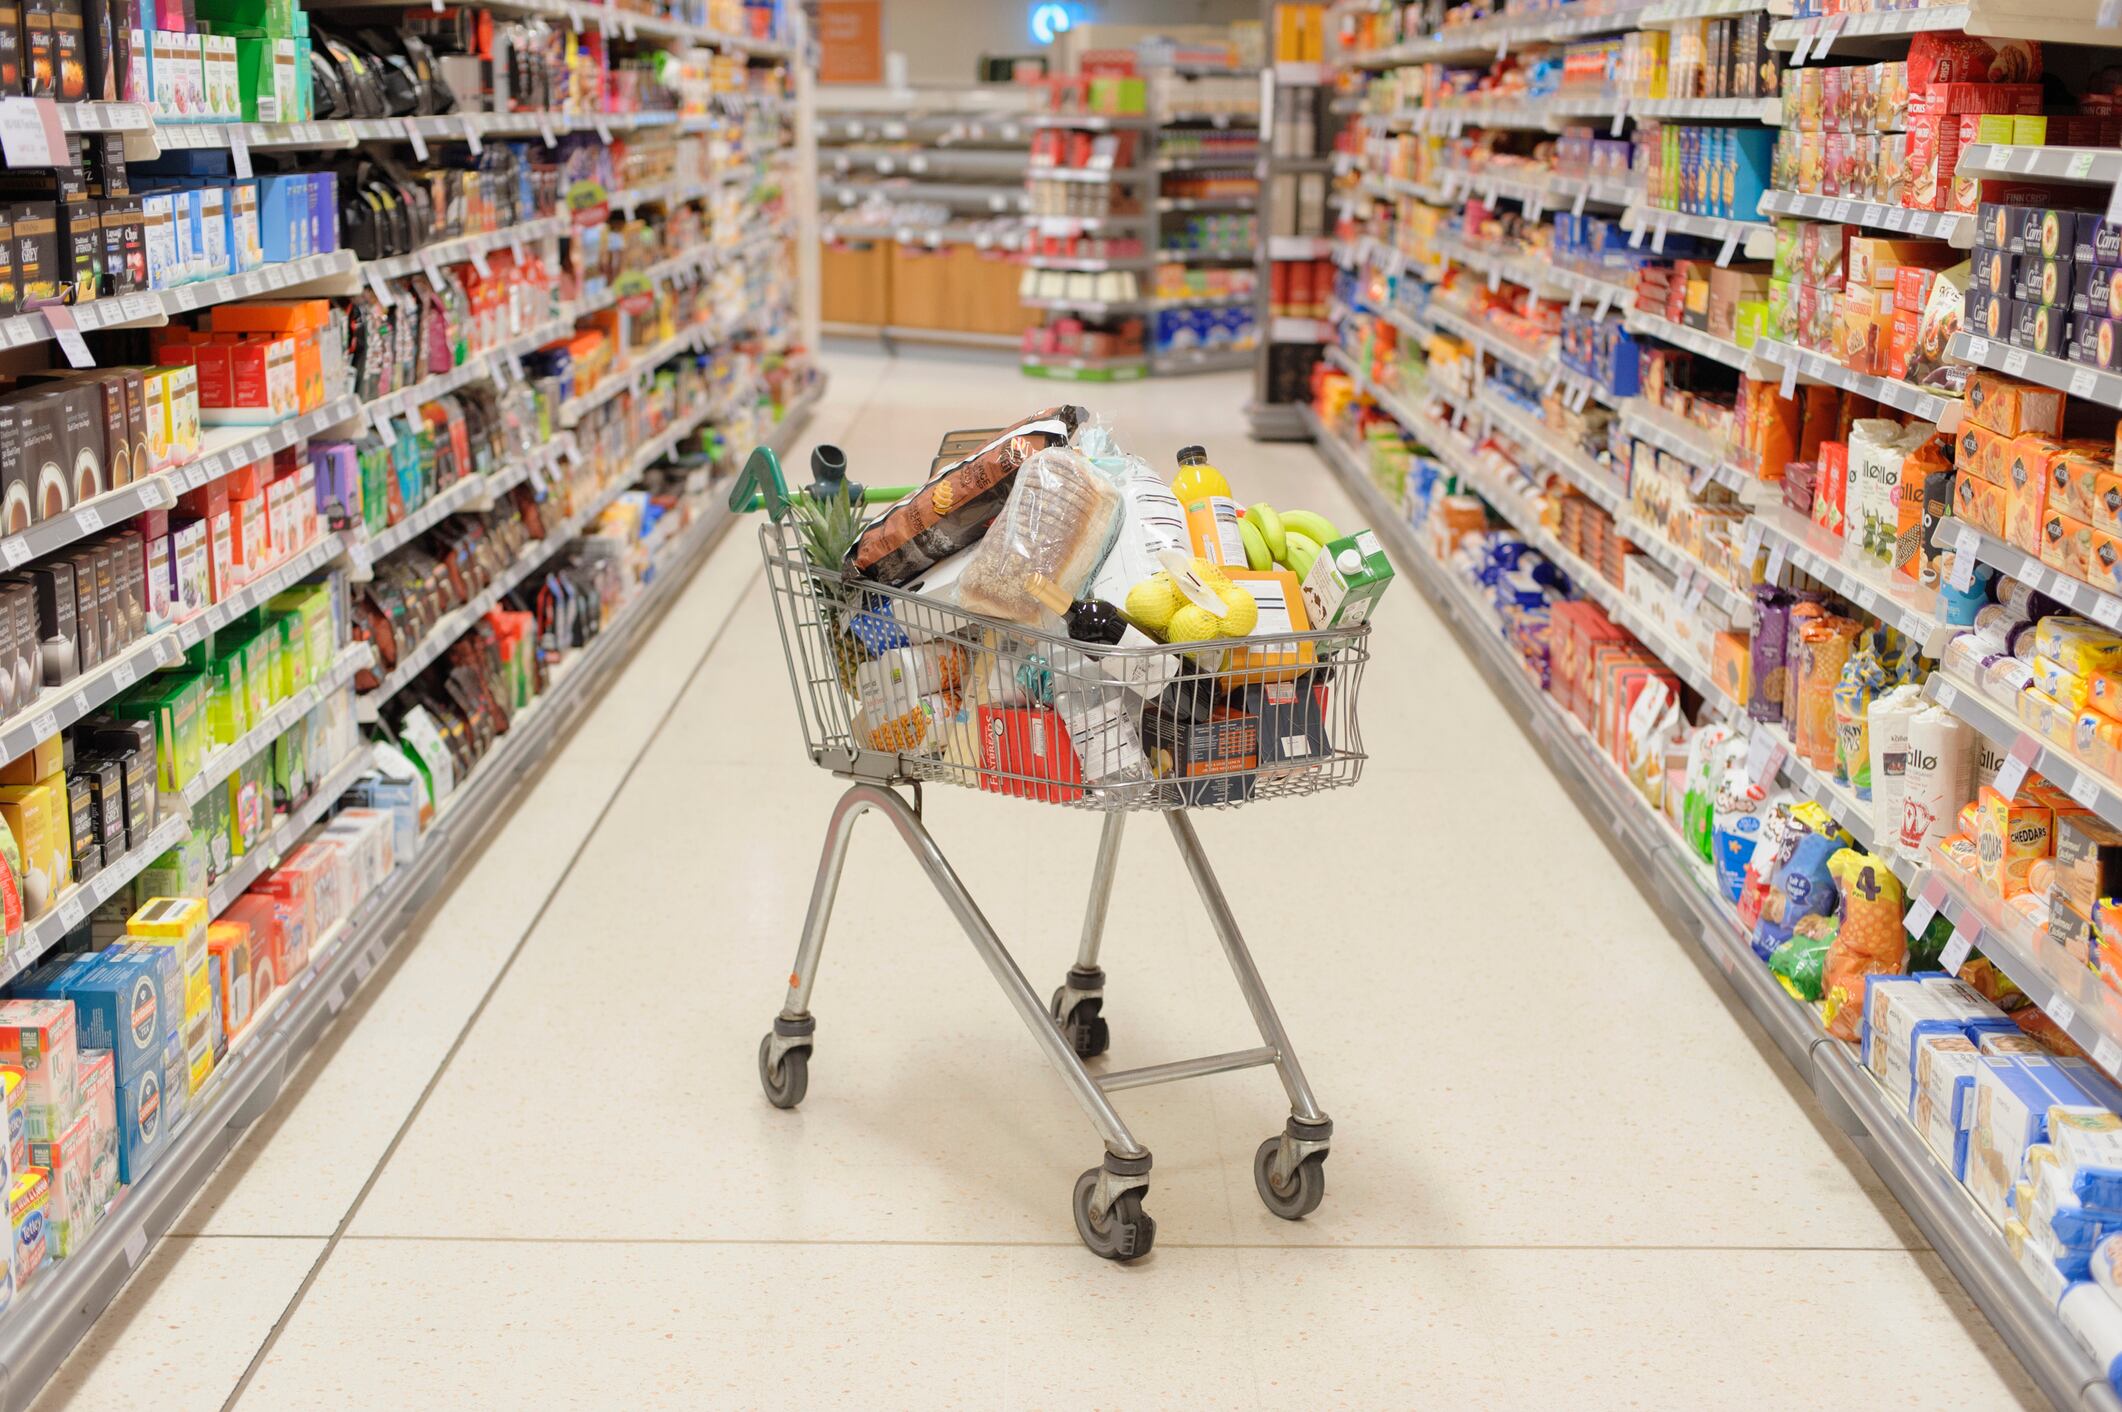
[191,782,232,880]
[117,670,206,793]
[266,582,331,688]
[137,832,208,901]
[228,754,270,856]
[270,715,309,810]
[206,648,248,750]
[193,0,295,38]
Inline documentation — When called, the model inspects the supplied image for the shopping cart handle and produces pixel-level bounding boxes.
[728,446,911,519]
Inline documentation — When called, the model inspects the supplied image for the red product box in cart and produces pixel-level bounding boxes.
[977,706,1084,804]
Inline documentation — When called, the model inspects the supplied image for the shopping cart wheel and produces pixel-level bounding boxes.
[1049,986,1110,1060]
[1073,1166,1155,1261]
[757,1032,810,1109]
[1253,1134,1328,1220]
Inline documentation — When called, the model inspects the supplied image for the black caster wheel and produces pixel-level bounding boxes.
[1254,1135,1327,1220]
[757,1033,809,1109]
[1049,986,1110,1059]
[1072,1168,1155,1261]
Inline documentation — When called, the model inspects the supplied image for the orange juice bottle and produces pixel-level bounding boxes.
[1172,445,1246,565]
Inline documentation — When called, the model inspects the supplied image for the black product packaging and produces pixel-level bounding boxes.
[96,197,126,294]
[85,718,152,839]
[2013,298,2069,357]
[0,0,21,92]
[0,396,28,536]
[5,581,34,709]
[91,136,126,198]
[21,371,118,501]
[54,383,95,509]
[79,0,112,99]
[88,540,115,659]
[116,368,144,484]
[64,774,93,881]
[111,526,140,636]
[22,0,51,95]
[111,195,142,295]
[59,199,98,303]
[14,390,64,527]
[0,207,14,317]
[0,582,17,719]
[27,561,76,683]
[10,201,59,306]
[61,549,96,669]
[50,0,81,99]
[80,756,122,853]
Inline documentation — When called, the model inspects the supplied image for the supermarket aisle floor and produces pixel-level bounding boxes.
[36,353,2043,1411]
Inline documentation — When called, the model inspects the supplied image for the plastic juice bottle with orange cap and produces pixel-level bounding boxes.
[1171,444,1246,565]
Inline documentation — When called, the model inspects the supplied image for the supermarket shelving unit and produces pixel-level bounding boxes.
[1300,0,2122,1403]
[816,85,1036,351]
[1311,419,2122,1412]
[0,8,821,1405]
[0,388,820,1412]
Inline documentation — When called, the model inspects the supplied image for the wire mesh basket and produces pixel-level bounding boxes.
[760,520,1370,811]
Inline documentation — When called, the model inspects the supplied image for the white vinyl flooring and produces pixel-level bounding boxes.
[31,351,2044,1409]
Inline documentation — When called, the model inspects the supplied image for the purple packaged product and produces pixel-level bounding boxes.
[2014,255,2073,309]
[2077,314,2122,373]
[2076,263,2122,321]
[1980,202,2077,259]
[309,442,356,528]
[1965,288,2011,343]
[2074,216,2122,268]
[2012,298,2069,357]
[1750,584,1792,723]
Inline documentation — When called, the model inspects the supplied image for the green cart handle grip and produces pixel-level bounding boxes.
[729,446,913,519]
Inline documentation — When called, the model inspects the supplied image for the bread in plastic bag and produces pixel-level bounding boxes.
[954,444,1123,625]
[850,405,1086,585]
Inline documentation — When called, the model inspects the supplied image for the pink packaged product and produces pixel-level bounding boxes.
[0,1001,78,1147]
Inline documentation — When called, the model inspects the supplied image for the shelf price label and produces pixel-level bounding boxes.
[1940,921,1979,976]
[2003,348,2030,376]
[2097,1036,2122,1076]
[2073,367,2101,398]
[1994,734,2041,801]
[1904,877,1946,938]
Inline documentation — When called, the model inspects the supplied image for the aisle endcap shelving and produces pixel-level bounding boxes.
[1309,430,2122,1412]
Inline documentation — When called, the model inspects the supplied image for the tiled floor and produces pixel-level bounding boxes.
[30,352,2044,1410]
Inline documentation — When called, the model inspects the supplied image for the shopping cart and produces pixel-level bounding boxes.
[738,443,1370,1260]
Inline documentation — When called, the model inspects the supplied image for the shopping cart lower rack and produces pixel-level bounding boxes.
[749,485,1369,1260]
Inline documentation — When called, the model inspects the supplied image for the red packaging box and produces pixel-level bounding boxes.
[976,706,1083,803]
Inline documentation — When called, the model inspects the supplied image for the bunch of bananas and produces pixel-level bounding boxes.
[1235,504,1340,580]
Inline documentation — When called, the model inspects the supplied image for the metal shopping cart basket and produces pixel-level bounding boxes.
[741,447,1370,1261]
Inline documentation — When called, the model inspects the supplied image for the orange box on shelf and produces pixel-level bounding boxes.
[2042,511,2094,577]
[1955,471,2008,538]
[1966,371,2066,438]
[2006,435,2056,552]
[1957,423,2010,485]
[2093,528,2122,594]
[1712,630,1750,705]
